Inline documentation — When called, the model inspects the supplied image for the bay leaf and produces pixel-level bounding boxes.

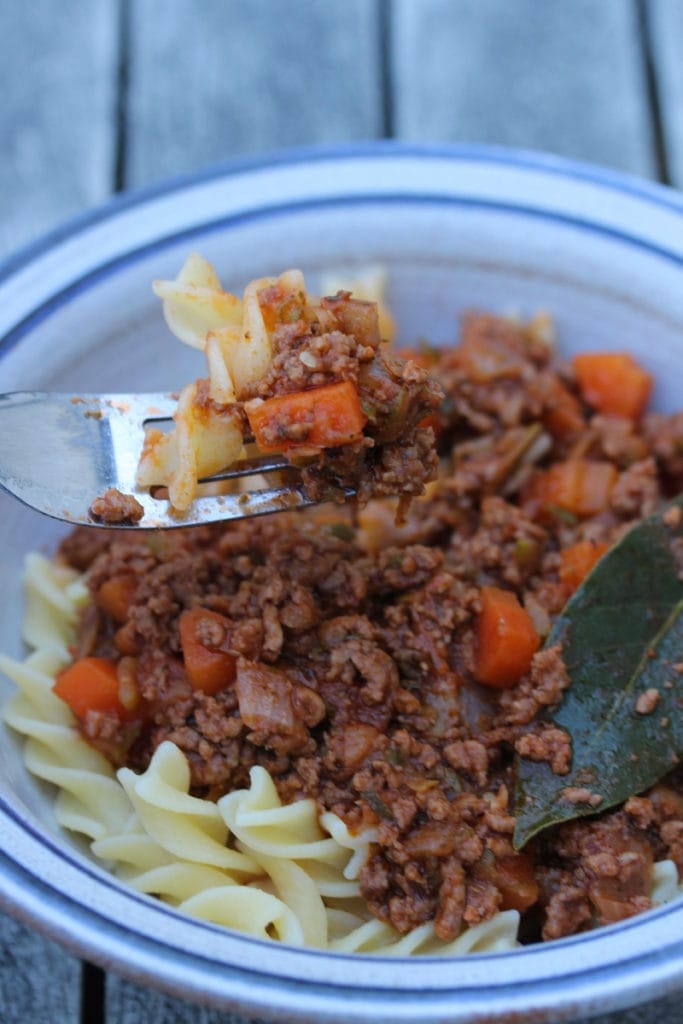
[514,494,683,849]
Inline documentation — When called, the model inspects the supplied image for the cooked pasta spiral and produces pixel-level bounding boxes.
[118,741,255,875]
[0,550,528,954]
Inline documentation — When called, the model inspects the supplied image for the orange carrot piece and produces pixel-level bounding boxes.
[53,657,132,720]
[559,539,610,594]
[475,586,540,689]
[417,411,444,438]
[523,460,618,521]
[247,381,367,453]
[474,852,539,912]
[542,377,584,439]
[179,607,236,695]
[97,575,137,623]
[573,352,653,420]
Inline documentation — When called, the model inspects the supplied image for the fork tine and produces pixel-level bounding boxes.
[156,483,317,526]
[199,454,290,483]
[0,390,350,530]
[0,391,178,528]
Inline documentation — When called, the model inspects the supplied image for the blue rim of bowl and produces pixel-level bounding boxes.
[2,140,683,1020]
[4,141,683,362]
[3,192,683,362]
[3,138,683,288]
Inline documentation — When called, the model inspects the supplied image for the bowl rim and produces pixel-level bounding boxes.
[2,140,683,1022]
[4,138,683,287]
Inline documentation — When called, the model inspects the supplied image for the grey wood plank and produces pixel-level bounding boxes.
[0,0,119,260]
[124,0,382,188]
[0,0,119,1010]
[648,0,683,187]
[106,974,258,1024]
[0,915,81,1024]
[578,991,683,1024]
[106,970,683,1024]
[392,0,656,178]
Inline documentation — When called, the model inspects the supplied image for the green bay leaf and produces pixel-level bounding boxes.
[514,494,683,849]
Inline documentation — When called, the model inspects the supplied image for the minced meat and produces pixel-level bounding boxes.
[57,311,683,943]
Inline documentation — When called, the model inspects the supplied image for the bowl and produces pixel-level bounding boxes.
[1,142,683,1023]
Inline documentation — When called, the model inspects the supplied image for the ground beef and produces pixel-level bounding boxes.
[536,812,654,940]
[235,289,443,506]
[57,311,682,943]
[515,725,572,775]
[89,488,144,525]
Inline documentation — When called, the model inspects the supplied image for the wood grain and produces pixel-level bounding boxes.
[587,993,683,1024]
[106,975,257,1024]
[0,916,81,1023]
[0,2,680,1023]
[124,0,383,187]
[0,0,118,258]
[391,0,656,177]
[648,0,683,186]
[105,967,683,1024]
[0,3,119,1014]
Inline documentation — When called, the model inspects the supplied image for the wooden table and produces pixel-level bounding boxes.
[2,2,683,1021]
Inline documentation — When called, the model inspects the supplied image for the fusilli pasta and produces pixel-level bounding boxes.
[13,552,677,954]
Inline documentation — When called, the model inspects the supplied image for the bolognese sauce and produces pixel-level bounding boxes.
[54,308,683,944]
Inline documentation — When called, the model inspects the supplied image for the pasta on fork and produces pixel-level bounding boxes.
[137,254,442,513]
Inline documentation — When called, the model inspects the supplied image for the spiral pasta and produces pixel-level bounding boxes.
[0,551,527,953]
[220,766,365,946]
[139,254,306,510]
[119,742,256,875]
[328,909,522,956]
[1,555,131,840]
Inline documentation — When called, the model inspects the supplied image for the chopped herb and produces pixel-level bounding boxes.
[362,790,393,820]
[146,534,163,557]
[328,522,356,542]
[513,538,538,568]
[545,504,578,526]
[442,766,462,793]
[279,297,303,323]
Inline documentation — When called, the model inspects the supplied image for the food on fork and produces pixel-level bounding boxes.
[136,254,443,517]
[6,285,683,955]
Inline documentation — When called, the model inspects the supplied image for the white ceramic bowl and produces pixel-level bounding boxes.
[2,143,683,1023]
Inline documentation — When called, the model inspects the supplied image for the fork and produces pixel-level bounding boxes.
[0,391,336,529]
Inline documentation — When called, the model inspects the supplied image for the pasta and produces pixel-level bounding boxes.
[6,276,683,954]
[2,552,525,953]
[138,258,308,510]
[134,254,440,516]
[1,556,131,841]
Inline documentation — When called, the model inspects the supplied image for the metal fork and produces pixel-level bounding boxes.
[0,391,331,529]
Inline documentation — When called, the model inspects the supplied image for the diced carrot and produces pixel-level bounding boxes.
[417,411,444,438]
[573,352,653,420]
[179,607,236,695]
[523,460,618,521]
[542,377,584,439]
[246,381,367,453]
[475,585,541,689]
[53,657,136,720]
[559,539,610,594]
[474,852,539,912]
[96,575,137,623]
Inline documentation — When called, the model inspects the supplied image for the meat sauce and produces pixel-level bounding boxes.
[56,311,683,943]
